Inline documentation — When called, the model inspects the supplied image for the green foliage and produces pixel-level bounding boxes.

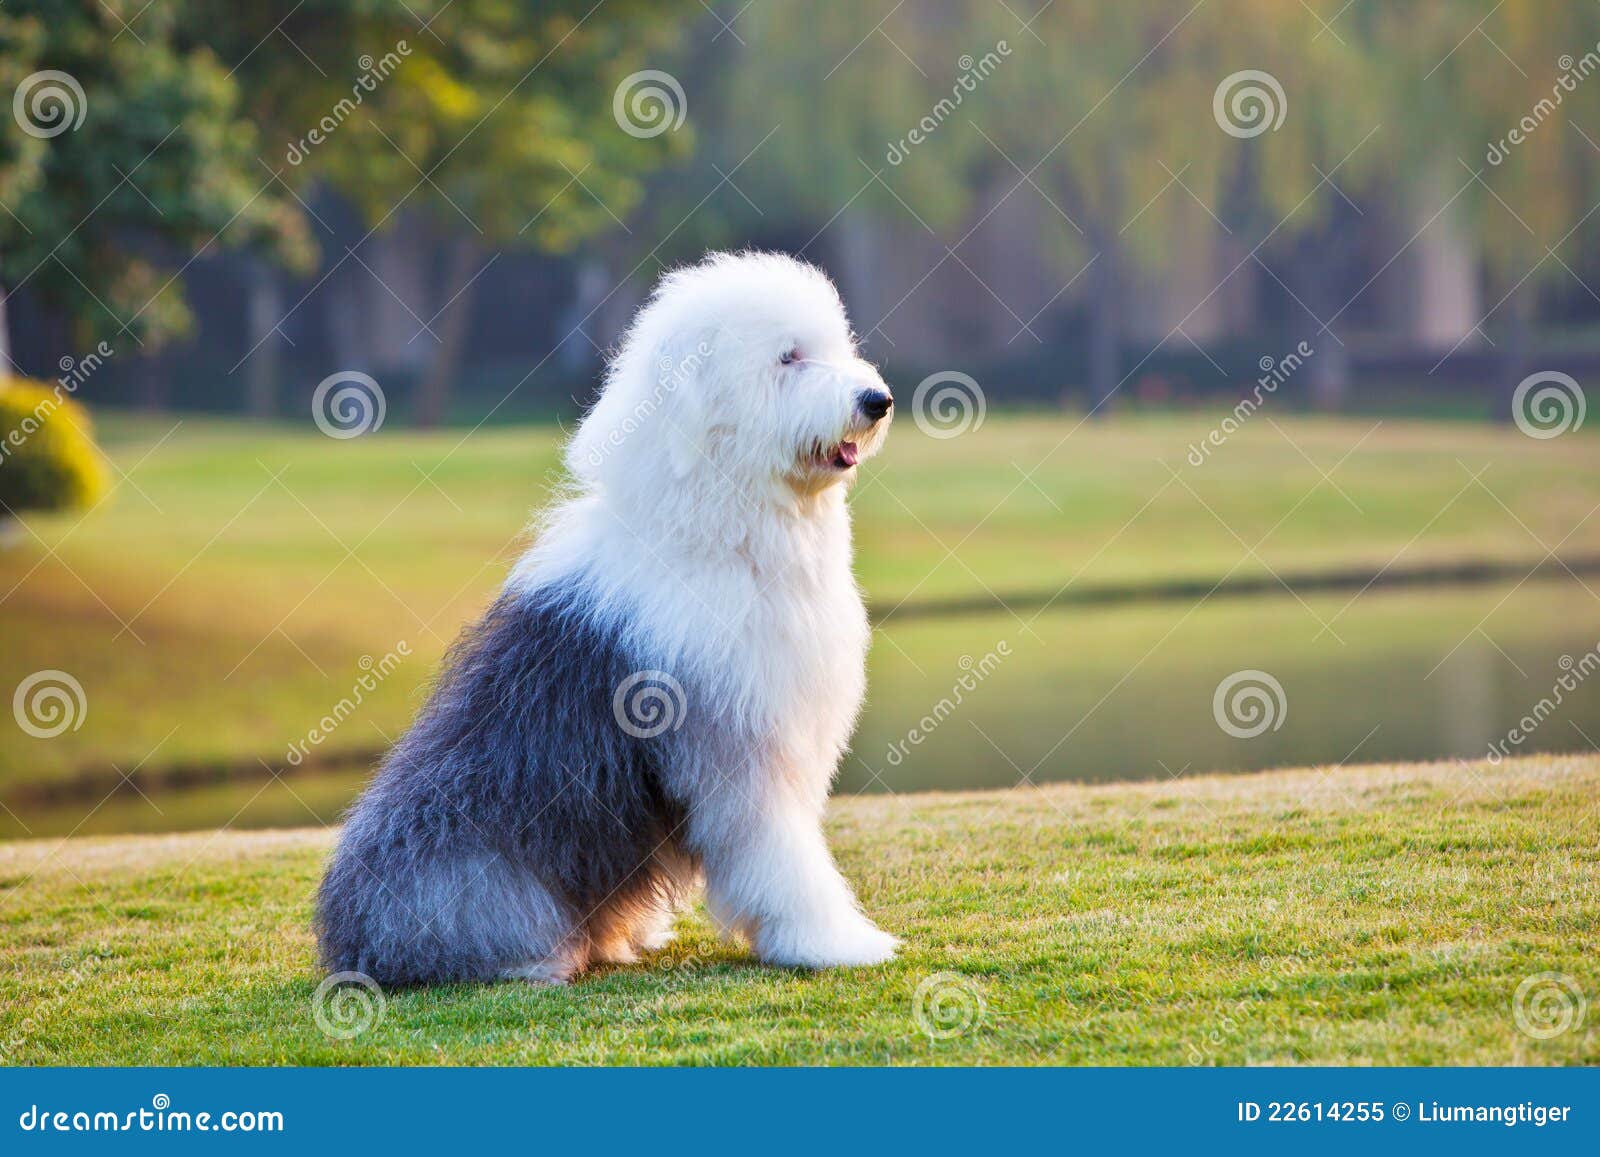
[0,2,311,350]
[0,378,107,515]
[1413,0,1600,280]
[713,1,1600,290]
[0,1,696,364]
[189,0,698,250]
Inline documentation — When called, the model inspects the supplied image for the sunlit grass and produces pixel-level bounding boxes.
[1,753,1594,1065]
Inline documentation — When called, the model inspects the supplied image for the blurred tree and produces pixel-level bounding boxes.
[1229,0,1600,409]
[1390,0,1600,419]
[190,0,696,425]
[966,2,1255,411]
[971,1,1458,411]
[0,1,309,392]
[713,1,987,319]
[707,0,1600,416]
[1203,1,1386,410]
[718,1,1288,409]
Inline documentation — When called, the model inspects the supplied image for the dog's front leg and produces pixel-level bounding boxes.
[690,783,896,968]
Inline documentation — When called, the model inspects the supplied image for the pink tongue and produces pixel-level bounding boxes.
[836,441,859,467]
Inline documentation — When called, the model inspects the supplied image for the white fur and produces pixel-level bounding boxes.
[511,251,897,968]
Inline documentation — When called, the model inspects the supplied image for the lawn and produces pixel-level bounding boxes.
[2,410,1597,791]
[1,752,1594,1065]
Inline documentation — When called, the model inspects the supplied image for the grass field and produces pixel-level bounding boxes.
[2,410,1597,791]
[1,752,1594,1066]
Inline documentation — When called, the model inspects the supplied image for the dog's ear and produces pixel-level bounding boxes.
[655,328,714,479]
[566,326,714,482]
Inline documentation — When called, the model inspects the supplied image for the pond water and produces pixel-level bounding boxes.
[850,576,1600,793]
[9,578,1599,838]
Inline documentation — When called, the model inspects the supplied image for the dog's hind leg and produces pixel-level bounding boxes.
[634,846,700,953]
[585,860,696,963]
[502,933,588,985]
[631,902,679,953]
[613,891,684,957]
[585,899,644,965]
[320,835,584,985]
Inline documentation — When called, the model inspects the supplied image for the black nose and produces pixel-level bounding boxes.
[857,389,893,422]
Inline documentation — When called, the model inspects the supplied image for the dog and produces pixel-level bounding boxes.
[316,251,897,984]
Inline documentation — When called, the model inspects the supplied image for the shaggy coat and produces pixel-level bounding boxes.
[317,252,896,984]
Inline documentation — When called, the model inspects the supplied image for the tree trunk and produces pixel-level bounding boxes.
[411,237,479,429]
[1495,289,1534,424]
[1297,212,1356,411]
[558,258,611,375]
[1308,340,1351,411]
[836,212,889,358]
[139,356,167,411]
[368,219,435,379]
[245,259,284,419]
[1083,233,1120,415]
[1403,162,1482,351]
[0,281,13,379]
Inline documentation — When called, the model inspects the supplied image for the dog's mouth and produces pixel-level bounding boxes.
[808,439,859,470]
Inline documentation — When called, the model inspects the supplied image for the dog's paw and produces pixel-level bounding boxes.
[636,926,677,953]
[502,956,579,985]
[822,923,899,967]
[589,940,640,966]
[759,917,899,969]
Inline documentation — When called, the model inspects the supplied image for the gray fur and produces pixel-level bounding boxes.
[315,579,694,985]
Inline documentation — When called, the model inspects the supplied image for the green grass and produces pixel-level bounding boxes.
[1,753,1595,1065]
[2,411,1597,790]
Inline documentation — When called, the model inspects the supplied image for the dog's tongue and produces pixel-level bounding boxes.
[834,441,859,468]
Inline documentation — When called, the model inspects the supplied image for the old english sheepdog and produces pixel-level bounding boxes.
[316,251,897,984]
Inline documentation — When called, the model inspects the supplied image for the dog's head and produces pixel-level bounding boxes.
[569,251,892,500]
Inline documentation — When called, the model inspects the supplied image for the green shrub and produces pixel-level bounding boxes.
[0,378,108,516]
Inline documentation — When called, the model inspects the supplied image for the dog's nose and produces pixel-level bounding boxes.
[857,389,893,422]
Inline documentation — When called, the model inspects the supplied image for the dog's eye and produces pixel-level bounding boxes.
[779,347,800,366]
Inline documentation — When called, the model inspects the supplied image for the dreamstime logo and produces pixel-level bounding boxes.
[12,670,86,739]
[0,340,115,465]
[312,971,386,1039]
[885,642,1011,767]
[912,371,986,439]
[1185,947,1314,1064]
[1187,341,1313,465]
[1487,43,1600,166]
[311,371,386,438]
[285,43,411,165]
[1512,972,1586,1040]
[1487,643,1599,764]
[0,947,107,1063]
[1213,70,1287,138]
[611,670,687,739]
[13,70,87,139]
[912,972,985,1040]
[57,343,115,392]
[599,937,724,1049]
[585,340,712,468]
[885,41,1012,165]
[613,70,686,139]
[1212,669,1286,739]
[1511,371,1585,439]
[286,642,411,766]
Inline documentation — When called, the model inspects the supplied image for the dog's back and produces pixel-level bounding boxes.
[315,583,688,984]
